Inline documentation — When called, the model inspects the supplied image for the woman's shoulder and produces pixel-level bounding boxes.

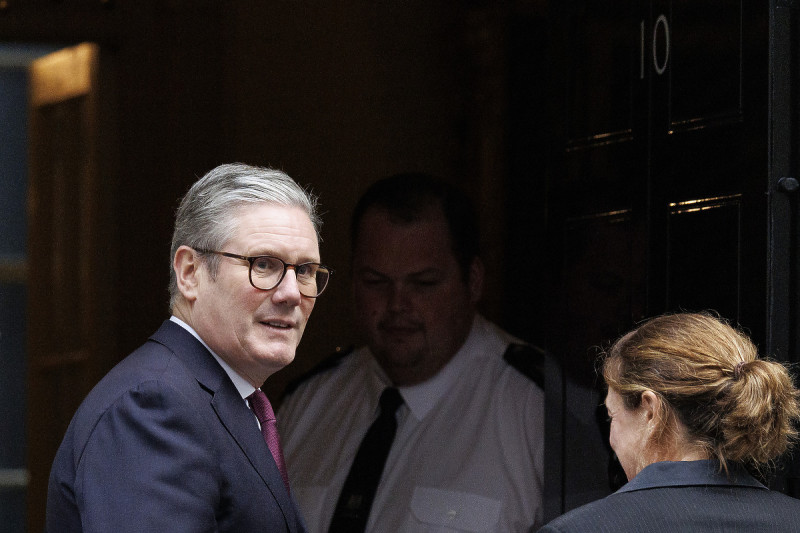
[538,481,800,533]
[536,495,620,532]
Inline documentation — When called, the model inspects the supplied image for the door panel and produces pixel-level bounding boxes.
[565,0,637,143]
[666,195,742,319]
[26,42,117,533]
[561,0,642,215]
[668,0,743,130]
[651,0,767,337]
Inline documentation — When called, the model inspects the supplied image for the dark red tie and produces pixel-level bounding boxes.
[248,389,290,492]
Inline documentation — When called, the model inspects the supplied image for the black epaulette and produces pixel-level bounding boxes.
[503,343,545,389]
[282,345,355,398]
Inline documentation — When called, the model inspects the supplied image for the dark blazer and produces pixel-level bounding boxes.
[538,460,800,533]
[46,320,307,533]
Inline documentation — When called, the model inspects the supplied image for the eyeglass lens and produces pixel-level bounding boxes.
[250,256,330,296]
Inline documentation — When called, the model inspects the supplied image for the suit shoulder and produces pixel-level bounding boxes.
[282,346,355,397]
[539,495,617,531]
[503,343,546,389]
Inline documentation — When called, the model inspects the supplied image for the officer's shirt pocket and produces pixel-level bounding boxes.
[410,487,501,532]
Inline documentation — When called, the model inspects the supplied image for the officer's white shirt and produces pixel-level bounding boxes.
[278,315,545,532]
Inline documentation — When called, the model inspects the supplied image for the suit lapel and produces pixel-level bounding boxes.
[210,385,298,526]
[150,320,299,530]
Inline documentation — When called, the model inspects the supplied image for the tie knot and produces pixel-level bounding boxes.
[379,387,403,415]
[247,389,276,425]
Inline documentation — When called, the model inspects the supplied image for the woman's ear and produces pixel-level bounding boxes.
[640,390,660,425]
[174,245,202,302]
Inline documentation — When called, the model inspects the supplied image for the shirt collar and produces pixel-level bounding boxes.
[169,316,256,400]
[396,314,488,420]
[617,460,767,494]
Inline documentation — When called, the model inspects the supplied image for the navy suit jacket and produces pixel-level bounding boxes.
[46,320,307,532]
[537,460,800,533]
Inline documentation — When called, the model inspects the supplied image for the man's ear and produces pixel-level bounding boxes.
[174,245,202,302]
[468,257,485,304]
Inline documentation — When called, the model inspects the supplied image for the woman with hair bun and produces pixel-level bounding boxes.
[538,312,800,532]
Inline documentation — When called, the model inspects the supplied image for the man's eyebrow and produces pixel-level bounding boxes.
[243,248,278,257]
[355,267,442,280]
[407,268,442,278]
[248,250,320,263]
[356,266,389,277]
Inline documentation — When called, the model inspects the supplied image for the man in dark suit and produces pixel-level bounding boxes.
[46,163,332,532]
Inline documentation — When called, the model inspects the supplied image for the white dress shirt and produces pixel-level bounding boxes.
[278,315,545,532]
[169,316,259,413]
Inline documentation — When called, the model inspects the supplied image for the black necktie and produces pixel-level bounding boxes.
[329,387,404,533]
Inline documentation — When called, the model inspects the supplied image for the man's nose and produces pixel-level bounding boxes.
[387,284,410,311]
[272,267,303,304]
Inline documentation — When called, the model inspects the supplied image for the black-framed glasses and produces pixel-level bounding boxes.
[196,249,333,297]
